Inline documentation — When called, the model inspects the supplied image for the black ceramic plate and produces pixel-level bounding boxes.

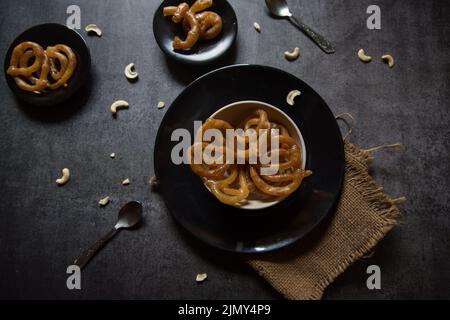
[153,0,237,64]
[4,23,91,106]
[154,64,345,253]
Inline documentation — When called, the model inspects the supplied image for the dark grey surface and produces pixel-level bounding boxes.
[0,0,448,299]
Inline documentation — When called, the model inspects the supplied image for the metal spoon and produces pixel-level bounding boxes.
[265,0,335,54]
[73,201,143,269]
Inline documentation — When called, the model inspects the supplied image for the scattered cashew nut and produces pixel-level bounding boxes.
[253,22,261,33]
[381,54,395,68]
[157,101,165,109]
[284,47,300,61]
[124,63,138,80]
[85,24,102,37]
[122,178,130,185]
[99,196,110,206]
[110,100,129,115]
[357,48,372,62]
[286,89,301,106]
[196,273,207,282]
[56,168,70,186]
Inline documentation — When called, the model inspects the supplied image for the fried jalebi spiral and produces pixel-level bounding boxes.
[188,109,313,206]
[199,12,223,41]
[189,142,231,180]
[14,52,50,92]
[7,41,45,77]
[188,118,234,180]
[17,50,41,85]
[207,166,250,205]
[163,0,223,50]
[173,10,200,50]
[48,49,69,81]
[183,11,223,40]
[249,166,312,197]
[232,109,271,162]
[244,109,271,132]
[260,135,301,170]
[195,118,233,141]
[6,41,77,93]
[46,45,77,90]
[18,54,43,85]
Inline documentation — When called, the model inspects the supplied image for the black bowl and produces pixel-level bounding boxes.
[154,65,345,253]
[4,23,91,106]
[153,0,238,64]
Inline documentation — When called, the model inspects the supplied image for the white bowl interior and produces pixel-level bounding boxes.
[206,100,307,210]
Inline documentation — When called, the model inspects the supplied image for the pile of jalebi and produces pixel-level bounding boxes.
[163,0,223,50]
[7,41,77,93]
[188,109,312,206]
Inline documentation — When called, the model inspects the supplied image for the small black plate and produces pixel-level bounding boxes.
[154,64,345,253]
[4,23,91,106]
[153,0,238,64]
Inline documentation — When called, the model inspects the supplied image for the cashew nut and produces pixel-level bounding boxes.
[157,101,165,109]
[56,168,70,185]
[85,24,102,37]
[196,273,207,282]
[357,48,372,62]
[110,153,115,158]
[286,89,301,106]
[381,54,395,68]
[110,100,129,115]
[253,22,261,33]
[99,196,110,206]
[122,178,130,185]
[124,63,138,80]
[284,47,300,61]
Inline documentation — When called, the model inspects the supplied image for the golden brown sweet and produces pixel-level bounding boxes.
[46,44,77,90]
[188,109,312,206]
[173,10,200,50]
[188,118,234,180]
[195,12,223,40]
[183,11,223,41]
[249,166,312,197]
[7,41,77,93]
[7,41,45,78]
[207,166,250,205]
[164,0,223,50]
[14,53,50,92]
[48,49,69,81]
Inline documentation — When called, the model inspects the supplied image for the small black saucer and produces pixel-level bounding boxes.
[4,23,91,106]
[153,0,238,65]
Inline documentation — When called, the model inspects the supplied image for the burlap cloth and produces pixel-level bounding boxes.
[247,142,403,300]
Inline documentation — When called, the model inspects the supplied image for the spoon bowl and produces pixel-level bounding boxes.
[265,0,292,17]
[115,201,143,229]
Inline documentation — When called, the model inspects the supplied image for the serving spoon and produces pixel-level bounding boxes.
[265,0,335,54]
[73,201,143,269]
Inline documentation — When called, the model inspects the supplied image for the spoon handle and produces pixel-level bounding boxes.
[73,228,118,269]
[288,16,335,54]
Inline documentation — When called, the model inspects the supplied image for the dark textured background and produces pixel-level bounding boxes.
[0,0,449,299]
